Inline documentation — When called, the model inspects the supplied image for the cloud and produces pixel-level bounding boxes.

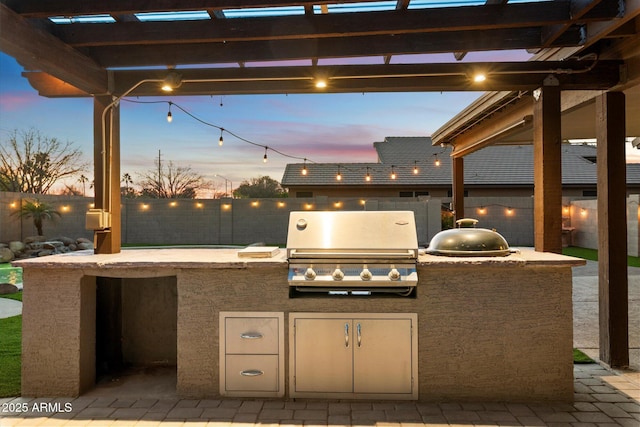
[0,91,40,112]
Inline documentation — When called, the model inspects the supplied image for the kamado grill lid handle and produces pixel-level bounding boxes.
[455,218,479,228]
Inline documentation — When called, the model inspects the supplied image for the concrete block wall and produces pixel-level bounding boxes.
[8,191,639,251]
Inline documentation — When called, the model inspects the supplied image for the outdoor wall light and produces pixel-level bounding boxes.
[252,201,259,207]
[563,205,570,215]
[170,201,178,207]
[61,205,70,212]
[334,202,342,208]
[89,203,95,208]
[141,203,149,210]
[305,203,313,210]
[161,72,183,92]
[580,208,587,217]
[278,201,286,208]
[222,203,231,210]
[196,202,204,208]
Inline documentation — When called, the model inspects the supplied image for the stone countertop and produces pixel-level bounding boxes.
[12,247,585,270]
[417,247,586,268]
[11,248,288,270]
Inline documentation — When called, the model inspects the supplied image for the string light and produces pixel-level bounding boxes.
[301,159,308,176]
[263,147,268,163]
[413,161,419,175]
[434,154,441,167]
[390,166,396,180]
[336,165,342,181]
[365,166,371,182]
[218,128,224,146]
[166,102,173,123]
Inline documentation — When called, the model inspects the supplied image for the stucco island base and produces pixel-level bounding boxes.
[13,248,584,402]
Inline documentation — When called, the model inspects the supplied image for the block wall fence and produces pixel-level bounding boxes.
[1,191,637,254]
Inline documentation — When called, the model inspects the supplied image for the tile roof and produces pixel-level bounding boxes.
[281,136,640,187]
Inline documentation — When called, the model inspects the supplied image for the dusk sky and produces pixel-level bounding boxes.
[7,48,626,196]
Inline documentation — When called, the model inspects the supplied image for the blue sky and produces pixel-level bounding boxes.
[0,51,487,195]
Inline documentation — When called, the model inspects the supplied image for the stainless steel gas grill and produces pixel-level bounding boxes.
[286,211,419,297]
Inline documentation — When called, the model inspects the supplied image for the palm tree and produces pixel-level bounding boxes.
[12,199,61,236]
[78,174,88,196]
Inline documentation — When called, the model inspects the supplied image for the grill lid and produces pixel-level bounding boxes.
[286,211,418,258]
[425,218,511,257]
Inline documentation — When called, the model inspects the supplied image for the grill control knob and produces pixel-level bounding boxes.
[332,268,344,281]
[304,268,316,280]
[360,269,372,281]
[388,268,401,281]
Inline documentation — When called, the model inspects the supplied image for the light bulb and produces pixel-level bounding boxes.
[413,165,418,174]
[365,174,371,182]
[435,158,441,167]
[166,111,173,123]
[336,173,342,181]
[390,166,396,180]
[302,166,307,175]
[218,136,223,146]
[263,148,268,163]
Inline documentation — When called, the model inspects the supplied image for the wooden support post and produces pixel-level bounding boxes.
[93,96,121,254]
[596,91,629,368]
[452,156,465,221]
[533,81,562,253]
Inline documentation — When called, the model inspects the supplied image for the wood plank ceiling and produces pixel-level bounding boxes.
[0,0,628,98]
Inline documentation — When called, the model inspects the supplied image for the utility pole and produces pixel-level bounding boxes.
[157,149,162,198]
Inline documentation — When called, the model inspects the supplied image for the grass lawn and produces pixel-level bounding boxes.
[0,292,21,397]
[563,246,640,267]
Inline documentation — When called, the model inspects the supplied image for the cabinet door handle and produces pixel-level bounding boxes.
[357,323,362,347]
[240,332,263,339]
[344,323,349,348]
[240,369,264,376]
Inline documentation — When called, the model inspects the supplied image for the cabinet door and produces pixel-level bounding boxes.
[353,318,413,394]
[293,318,353,393]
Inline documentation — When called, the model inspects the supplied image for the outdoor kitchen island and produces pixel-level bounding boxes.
[14,247,584,402]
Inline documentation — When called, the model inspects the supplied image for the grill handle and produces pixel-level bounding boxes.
[288,249,417,259]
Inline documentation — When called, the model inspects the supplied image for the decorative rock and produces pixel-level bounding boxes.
[43,241,64,249]
[9,241,25,252]
[24,236,47,244]
[77,242,93,250]
[68,243,77,251]
[0,283,19,295]
[37,249,53,257]
[55,236,75,246]
[76,237,92,244]
[0,247,15,263]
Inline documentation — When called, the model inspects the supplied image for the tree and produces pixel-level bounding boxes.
[234,176,287,198]
[12,199,61,236]
[0,128,88,194]
[138,158,208,199]
[77,174,89,196]
[121,173,137,198]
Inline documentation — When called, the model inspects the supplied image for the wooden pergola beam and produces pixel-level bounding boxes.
[57,3,578,47]
[0,4,107,95]
[533,80,562,254]
[596,91,629,368]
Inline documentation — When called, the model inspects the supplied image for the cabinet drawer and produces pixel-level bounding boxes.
[225,317,279,354]
[224,355,279,392]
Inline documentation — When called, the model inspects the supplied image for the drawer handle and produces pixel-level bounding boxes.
[240,332,263,339]
[240,369,264,377]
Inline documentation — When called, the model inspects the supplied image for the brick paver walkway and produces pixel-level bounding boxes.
[1,364,638,426]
